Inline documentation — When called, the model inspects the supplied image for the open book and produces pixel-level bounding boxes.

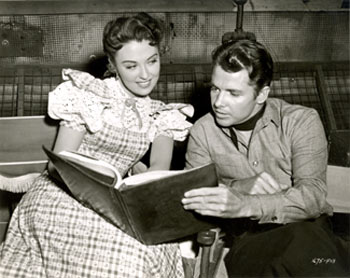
[43,147,220,245]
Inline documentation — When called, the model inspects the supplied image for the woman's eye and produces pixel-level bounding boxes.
[149,59,158,64]
[126,65,136,70]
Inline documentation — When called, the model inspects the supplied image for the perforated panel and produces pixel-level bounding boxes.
[0,12,348,66]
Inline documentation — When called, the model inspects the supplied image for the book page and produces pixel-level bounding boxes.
[59,151,123,187]
[120,169,186,189]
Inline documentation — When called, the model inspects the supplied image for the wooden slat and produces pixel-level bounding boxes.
[327,165,350,213]
[0,0,345,15]
[0,116,58,175]
[0,162,48,176]
[315,65,338,132]
[16,68,24,116]
[0,0,233,15]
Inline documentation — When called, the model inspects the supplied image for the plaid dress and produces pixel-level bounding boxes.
[0,69,193,278]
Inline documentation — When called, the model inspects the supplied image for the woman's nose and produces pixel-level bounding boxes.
[139,65,150,79]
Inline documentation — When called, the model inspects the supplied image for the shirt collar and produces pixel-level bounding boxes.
[220,98,280,137]
[259,98,280,128]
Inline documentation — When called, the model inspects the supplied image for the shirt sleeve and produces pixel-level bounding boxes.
[47,69,111,133]
[185,121,213,170]
[256,109,332,224]
[149,103,194,142]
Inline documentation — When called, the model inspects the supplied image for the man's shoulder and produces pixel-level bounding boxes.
[191,112,217,133]
[268,98,320,122]
[194,112,216,125]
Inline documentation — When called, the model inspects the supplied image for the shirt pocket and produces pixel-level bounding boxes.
[262,142,292,184]
[212,153,253,181]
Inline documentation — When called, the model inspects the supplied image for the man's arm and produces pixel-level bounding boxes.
[185,124,213,170]
[253,109,330,224]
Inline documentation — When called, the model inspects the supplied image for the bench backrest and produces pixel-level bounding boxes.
[0,116,58,176]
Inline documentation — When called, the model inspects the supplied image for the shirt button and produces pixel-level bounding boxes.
[252,161,259,167]
[271,216,278,222]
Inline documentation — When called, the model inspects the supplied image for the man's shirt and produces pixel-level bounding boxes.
[185,98,333,224]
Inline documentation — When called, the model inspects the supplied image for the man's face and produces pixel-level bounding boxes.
[210,65,263,127]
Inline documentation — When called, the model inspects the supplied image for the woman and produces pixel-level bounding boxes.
[0,13,192,277]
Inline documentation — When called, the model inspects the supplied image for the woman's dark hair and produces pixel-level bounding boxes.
[103,12,164,61]
[212,39,273,92]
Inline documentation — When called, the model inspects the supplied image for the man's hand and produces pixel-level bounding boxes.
[233,172,289,195]
[181,185,261,219]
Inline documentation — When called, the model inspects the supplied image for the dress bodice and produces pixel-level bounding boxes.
[48,69,193,176]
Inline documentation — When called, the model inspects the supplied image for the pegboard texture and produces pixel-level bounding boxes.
[0,22,43,57]
[0,11,348,66]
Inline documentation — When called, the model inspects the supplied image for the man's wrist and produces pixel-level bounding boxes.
[245,195,263,220]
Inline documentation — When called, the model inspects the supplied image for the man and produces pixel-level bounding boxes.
[182,39,348,277]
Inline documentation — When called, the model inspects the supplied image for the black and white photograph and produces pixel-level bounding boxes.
[0,1,349,277]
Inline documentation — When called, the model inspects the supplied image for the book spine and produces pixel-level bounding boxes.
[109,188,144,243]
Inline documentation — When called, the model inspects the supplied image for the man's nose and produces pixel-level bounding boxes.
[214,91,226,107]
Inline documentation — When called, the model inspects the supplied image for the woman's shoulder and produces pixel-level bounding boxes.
[47,69,115,132]
[148,102,194,142]
[60,69,115,98]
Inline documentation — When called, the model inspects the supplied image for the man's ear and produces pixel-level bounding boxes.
[256,86,270,104]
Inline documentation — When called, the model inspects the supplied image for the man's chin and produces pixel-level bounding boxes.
[214,117,234,128]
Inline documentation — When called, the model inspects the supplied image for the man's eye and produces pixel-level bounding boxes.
[229,91,239,96]
[211,87,219,93]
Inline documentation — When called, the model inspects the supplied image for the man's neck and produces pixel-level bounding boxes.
[232,104,266,131]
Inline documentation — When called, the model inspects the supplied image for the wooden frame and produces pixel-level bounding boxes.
[0,0,346,15]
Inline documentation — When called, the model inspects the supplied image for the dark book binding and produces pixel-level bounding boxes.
[43,146,219,245]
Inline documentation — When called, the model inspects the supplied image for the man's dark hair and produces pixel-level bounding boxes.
[212,40,273,92]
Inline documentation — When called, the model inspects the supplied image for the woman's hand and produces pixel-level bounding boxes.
[131,161,148,175]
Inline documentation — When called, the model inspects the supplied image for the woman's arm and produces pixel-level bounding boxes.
[148,135,174,171]
[132,135,174,174]
[47,125,85,180]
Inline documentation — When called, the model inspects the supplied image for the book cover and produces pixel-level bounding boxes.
[43,147,220,245]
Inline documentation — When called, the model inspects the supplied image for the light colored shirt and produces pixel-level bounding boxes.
[185,98,333,224]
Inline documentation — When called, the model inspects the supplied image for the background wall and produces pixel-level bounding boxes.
[0,0,348,66]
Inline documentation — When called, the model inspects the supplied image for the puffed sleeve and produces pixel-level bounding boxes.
[149,103,194,142]
[48,69,111,133]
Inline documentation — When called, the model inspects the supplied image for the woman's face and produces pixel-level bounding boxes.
[113,40,160,97]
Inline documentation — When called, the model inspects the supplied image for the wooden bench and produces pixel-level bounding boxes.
[0,116,58,241]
